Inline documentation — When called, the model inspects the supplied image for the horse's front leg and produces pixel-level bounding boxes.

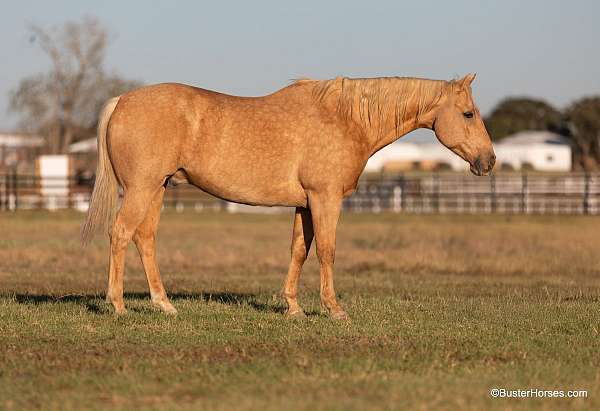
[308,191,349,320]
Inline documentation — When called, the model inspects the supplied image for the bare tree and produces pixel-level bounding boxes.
[10,16,141,154]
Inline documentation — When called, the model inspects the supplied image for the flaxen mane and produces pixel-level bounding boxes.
[295,77,453,136]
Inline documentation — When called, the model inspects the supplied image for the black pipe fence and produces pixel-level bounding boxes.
[2,172,600,215]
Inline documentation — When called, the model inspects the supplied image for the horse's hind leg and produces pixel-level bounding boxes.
[132,186,176,314]
[106,187,156,314]
[282,207,313,318]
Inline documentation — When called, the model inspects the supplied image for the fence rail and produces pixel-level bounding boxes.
[2,172,600,215]
[346,173,600,214]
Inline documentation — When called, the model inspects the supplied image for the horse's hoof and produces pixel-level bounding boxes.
[165,307,178,315]
[162,304,178,315]
[330,310,350,321]
[153,300,178,315]
[114,307,127,315]
[285,308,307,319]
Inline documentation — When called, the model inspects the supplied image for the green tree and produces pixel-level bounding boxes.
[566,97,600,171]
[484,97,563,141]
[9,16,142,154]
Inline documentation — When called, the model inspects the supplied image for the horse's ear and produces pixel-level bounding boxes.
[460,73,476,88]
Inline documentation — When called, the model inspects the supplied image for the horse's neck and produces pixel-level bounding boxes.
[367,115,424,155]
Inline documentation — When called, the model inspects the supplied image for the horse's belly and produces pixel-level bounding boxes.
[184,166,307,208]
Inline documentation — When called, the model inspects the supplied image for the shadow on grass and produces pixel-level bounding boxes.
[4,292,320,316]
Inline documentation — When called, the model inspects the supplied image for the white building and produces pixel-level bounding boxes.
[365,130,571,172]
[365,141,467,172]
[0,132,44,169]
[494,131,571,171]
[68,137,97,153]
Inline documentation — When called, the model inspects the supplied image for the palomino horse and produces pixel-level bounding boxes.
[82,74,495,319]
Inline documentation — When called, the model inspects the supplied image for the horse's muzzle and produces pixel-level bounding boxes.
[470,153,496,176]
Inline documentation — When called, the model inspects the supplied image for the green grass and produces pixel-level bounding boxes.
[0,211,599,410]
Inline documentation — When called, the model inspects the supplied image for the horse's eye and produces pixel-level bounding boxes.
[463,111,474,119]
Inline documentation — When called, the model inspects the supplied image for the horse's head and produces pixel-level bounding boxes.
[431,74,495,176]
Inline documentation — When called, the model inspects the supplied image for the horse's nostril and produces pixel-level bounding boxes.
[474,157,483,175]
[489,154,496,169]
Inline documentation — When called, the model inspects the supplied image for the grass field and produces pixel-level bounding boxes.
[1,210,599,410]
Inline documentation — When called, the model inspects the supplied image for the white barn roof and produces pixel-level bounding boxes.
[0,132,44,148]
[498,130,569,146]
[69,137,97,153]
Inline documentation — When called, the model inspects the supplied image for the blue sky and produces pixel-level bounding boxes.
[1,0,599,141]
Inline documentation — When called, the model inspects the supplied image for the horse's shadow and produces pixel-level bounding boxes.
[7,291,320,316]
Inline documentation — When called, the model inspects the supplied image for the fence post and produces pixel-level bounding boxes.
[392,185,402,212]
[6,171,11,210]
[372,185,381,213]
[400,174,406,212]
[490,174,496,213]
[434,173,440,213]
[67,174,72,209]
[11,168,18,211]
[521,173,528,214]
[583,172,591,215]
[0,174,5,210]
